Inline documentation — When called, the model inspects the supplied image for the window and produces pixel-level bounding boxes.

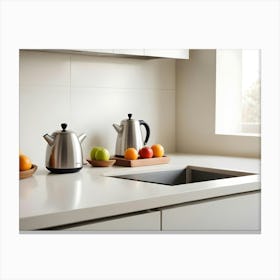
[215,50,261,136]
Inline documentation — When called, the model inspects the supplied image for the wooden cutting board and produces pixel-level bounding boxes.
[112,156,170,167]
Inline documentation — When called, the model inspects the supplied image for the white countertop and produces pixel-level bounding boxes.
[19,154,260,230]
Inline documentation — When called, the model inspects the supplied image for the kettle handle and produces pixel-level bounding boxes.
[139,120,150,145]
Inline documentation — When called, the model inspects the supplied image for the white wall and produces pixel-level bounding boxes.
[19,51,176,167]
[176,50,261,158]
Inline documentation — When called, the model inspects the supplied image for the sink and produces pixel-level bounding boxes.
[111,166,253,186]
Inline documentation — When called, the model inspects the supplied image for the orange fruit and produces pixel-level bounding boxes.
[19,154,32,171]
[124,148,138,160]
[151,144,164,157]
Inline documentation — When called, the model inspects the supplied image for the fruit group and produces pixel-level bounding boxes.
[124,148,138,160]
[19,154,32,171]
[90,146,103,160]
[95,147,110,161]
[139,146,153,159]
[151,144,164,157]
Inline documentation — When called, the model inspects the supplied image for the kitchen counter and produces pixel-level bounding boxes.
[19,154,260,230]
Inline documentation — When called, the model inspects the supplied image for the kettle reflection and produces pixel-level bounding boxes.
[46,174,82,209]
[19,176,39,199]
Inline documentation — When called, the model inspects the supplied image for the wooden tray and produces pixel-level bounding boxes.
[87,159,116,167]
[112,156,170,167]
[20,164,37,179]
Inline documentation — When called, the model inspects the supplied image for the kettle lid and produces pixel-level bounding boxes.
[121,113,134,123]
[121,113,137,125]
[53,123,75,135]
[61,123,68,131]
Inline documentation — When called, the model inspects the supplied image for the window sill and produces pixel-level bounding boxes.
[215,132,261,137]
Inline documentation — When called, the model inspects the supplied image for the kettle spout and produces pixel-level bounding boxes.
[113,124,123,134]
[43,134,54,146]
[78,133,86,143]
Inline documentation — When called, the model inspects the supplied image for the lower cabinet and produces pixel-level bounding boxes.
[161,191,261,232]
[59,191,260,232]
[63,211,161,231]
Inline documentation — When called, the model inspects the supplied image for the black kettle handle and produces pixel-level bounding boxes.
[139,120,150,145]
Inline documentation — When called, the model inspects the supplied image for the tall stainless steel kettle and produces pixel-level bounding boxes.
[113,114,150,157]
[43,123,86,173]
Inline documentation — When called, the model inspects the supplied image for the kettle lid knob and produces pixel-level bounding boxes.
[128,113,132,120]
[61,123,67,131]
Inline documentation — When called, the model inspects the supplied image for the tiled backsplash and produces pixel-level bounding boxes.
[19,51,176,167]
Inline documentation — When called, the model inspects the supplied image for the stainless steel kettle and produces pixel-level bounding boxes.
[43,123,86,173]
[113,114,150,157]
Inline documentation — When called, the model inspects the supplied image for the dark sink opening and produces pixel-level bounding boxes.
[111,166,250,186]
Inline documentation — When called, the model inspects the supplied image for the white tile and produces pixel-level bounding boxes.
[70,54,175,90]
[143,59,176,90]
[19,52,176,164]
[71,54,143,89]
[70,87,126,157]
[70,87,175,157]
[19,86,71,167]
[130,91,176,153]
[156,93,176,152]
[19,51,70,86]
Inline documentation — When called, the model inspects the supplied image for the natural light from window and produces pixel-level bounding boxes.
[215,49,261,136]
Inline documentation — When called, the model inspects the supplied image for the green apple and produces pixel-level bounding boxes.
[95,148,110,161]
[90,146,103,160]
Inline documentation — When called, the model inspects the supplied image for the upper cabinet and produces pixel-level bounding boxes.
[114,49,189,59]
[115,49,145,56]
[99,49,189,59]
[144,49,189,59]
[33,49,189,59]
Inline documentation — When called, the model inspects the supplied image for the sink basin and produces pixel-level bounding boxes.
[111,166,253,186]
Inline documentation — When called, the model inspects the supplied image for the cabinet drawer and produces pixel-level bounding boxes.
[63,211,161,231]
[162,192,261,231]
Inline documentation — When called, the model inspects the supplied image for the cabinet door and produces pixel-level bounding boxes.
[89,49,189,58]
[85,49,115,54]
[64,211,160,231]
[144,49,189,59]
[115,49,145,56]
[162,192,260,232]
